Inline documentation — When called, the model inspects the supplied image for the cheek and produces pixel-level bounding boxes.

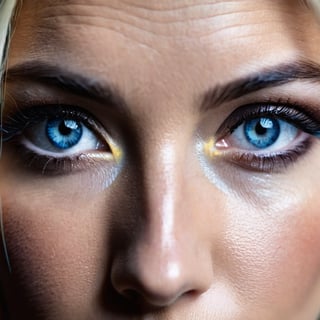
[0,183,112,317]
[225,191,320,315]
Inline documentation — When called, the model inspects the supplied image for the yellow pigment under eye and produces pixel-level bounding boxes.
[84,139,122,164]
[203,137,223,158]
[109,141,123,163]
[87,143,122,163]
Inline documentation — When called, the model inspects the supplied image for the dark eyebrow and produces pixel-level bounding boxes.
[5,60,320,115]
[201,60,320,111]
[5,61,130,115]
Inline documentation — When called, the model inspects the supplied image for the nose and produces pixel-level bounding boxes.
[110,142,213,309]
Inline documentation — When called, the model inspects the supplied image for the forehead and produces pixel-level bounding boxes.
[13,1,319,54]
[16,1,316,48]
[8,0,320,111]
[13,2,318,63]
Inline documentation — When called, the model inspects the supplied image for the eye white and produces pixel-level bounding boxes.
[22,121,102,158]
[229,119,299,153]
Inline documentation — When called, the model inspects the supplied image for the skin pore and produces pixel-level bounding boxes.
[1,0,320,319]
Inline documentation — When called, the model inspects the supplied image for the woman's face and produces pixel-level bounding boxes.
[1,0,320,319]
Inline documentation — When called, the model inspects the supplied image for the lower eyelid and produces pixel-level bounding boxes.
[225,137,313,173]
[20,138,113,159]
[218,130,308,155]
[201,131,314,173]
[3,143,116,176]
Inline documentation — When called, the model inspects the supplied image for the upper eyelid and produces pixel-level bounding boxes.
[3,83,133,134]
[215,103,320,139]
[1,104,107,142]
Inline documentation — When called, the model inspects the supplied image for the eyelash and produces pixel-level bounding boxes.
[217,103,320,137]
[1,105,114,175]
[1,101,320,175]
[213,102,320,172]
[2,104,98,139]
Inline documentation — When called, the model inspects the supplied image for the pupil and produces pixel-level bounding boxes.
[255,122,267,136]
[59,120,76,136]
[59,123,71,136]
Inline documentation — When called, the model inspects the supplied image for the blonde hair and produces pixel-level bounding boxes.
[0,0,17,155]
[0,0,17,277]
[0,0,17,125]
[0,0,17,69]
[306,0,320,20]
[0,0,17,89]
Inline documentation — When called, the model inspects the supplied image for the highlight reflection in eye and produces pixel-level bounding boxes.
[1,105,123,174]
[204,103,320,172]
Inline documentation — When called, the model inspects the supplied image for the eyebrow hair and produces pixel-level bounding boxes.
[5,61,130,115]
[5,59,320,115]
[201,59,320,111]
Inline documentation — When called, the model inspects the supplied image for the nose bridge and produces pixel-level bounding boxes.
[110,136,213,307]
[144,140,180,251]
[136,138,191,284]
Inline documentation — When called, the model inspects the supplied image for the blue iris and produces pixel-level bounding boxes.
[46,119,83,149]
[244,117,280,149]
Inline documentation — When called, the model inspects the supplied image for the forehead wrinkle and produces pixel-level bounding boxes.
[11,0,320,95]
[24,0,310,43]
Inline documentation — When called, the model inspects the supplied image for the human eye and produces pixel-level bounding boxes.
[1,104,122,175]
[205,103,320,172]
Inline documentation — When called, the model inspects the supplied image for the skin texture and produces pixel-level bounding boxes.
[1,0,320,319]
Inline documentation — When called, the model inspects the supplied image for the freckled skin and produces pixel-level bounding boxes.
[1,1,320,319]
